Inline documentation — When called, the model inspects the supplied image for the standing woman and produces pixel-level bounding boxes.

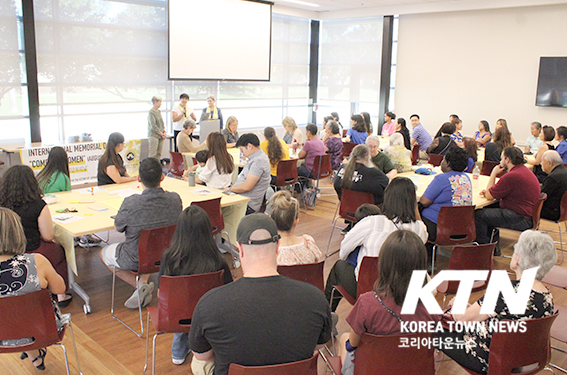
[361,112,373,135]
[37,146,71,193]
[97,132,137,186]
[474,120,491,147]
[381,111,396,136]
[201,95,224,129]
[222,116,239,148]
[0,166,70,306]
[148,95,166,160]
[282,116,303,145]
[195,132,234,190]
[395,117,411,150]
[260,127,290,185]
[159,205,232,365]
[529,125,556,182]
[345,114,369,145]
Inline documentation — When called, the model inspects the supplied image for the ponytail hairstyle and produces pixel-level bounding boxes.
[37,146,70,191]
[268,190,299,232]
[264,127,284,167]
[351,114,367,133]
[341,144,370,190]
[206,132,234,174]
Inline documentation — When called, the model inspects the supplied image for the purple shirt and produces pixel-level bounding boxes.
[411,123,432,151]
[325,137,343,170]
[303,137,326,171]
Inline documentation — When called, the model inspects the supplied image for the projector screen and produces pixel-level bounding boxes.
[169,0,272,81]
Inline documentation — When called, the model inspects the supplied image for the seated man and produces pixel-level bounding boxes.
[410,114,432,160]
[99,158,182,308]
[540,150,567,221]
[366,135,397,179]
[556,126,567,164]
[232,133,271,214]
[297,123,326,183]
[475,146,540,254]
[189,214,331,375]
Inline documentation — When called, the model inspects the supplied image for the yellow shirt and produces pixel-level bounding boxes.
[260,139,290,176]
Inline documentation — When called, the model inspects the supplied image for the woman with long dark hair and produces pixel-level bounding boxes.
[395,117,411,150]
[0,165,70,306]
[260,126,289,185]
[345,115,369,144]
[484,126,513,162]
[463,137,478,173]
[361,112,373,135]
[97,132,136,186]
[474,120,491,147]
[159,205,232,365]
[195,132,234,190]
[37,146,71,193]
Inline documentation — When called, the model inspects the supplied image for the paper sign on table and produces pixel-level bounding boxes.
[78,187,106,194]
[53,214,83,223]
[193,188,216,195]
[112,188,142,198]
[88,205,109,212]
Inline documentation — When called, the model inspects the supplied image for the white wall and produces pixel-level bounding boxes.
[395,4,567,143]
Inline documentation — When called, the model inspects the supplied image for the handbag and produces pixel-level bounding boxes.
[300,186,319,207]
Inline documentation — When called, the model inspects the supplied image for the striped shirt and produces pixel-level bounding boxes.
[411,123,433,151]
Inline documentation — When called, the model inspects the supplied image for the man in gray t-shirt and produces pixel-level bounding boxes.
[230,134,271,214]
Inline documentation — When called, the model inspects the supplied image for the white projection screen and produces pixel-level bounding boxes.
[169,0,272,81]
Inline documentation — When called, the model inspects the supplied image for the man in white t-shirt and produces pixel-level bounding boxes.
[172,93,196,152]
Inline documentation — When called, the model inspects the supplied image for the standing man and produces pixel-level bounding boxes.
[172,93,196,152]
[188,214,331,375]
[148,95,167,160]
[366,135,397,179]
[410,114,432,160]
[231,134,271,214]
[540,150,567,221]
[475,147,540,255]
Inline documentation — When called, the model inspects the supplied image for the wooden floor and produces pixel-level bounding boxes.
[2,178,567,374]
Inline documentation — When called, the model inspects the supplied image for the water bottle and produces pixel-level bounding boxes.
[472,165,480,189]
[292,139,298,155]
[188,171,195,187]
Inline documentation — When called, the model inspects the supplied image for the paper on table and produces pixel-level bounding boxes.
[112,188,142,198]
[78,187,106,194]
[192,188,216,195]
[53,214,83,223]
[101,197,125,211]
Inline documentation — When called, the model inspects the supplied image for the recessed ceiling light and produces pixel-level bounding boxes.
[277,0,320,8]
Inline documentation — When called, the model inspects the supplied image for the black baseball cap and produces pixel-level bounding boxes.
[237,213,281,245]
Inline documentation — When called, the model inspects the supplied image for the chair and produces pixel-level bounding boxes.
[228,353,318,375]
[457,314,557,375]
[430,205,476,272]
[0,289,82,375]
[191,197,239,259]
[111,224,177,338]
[277,261,324,293]
[325,189,375,257]
[272,159,300,191]
[550,305,567,373]
[192,157,198,166]
[324,332,435,375]
[144,271,225,375]
[480,160,500,176]
[341,142,357,159]
[541,190,567,264]
[436,243,495,307]
[331,256,379,306]
[311,154,333,189]
[168,151,185,177]
[428,153,444,167]
[411,144,420,165]
[342,129,348,138]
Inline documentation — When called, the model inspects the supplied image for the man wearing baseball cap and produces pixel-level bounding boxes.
[189,214,331,375]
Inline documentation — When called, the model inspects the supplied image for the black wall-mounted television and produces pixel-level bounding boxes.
[536,57,567,108]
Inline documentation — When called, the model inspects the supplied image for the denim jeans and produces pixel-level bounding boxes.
[171,332,189,361]
[475,207,533,244]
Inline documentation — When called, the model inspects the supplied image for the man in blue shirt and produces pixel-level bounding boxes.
[556,126,567,164]
[410,114,432,160]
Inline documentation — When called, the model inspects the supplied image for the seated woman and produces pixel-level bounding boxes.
[0,166,70,307]
[321,116,335,143]
[282,116,303,145]
[195,132,234,190]
[159,205,233,365]
[260,127,289,185]
[440,230,556,375]
[37,147,71,193]
[324,120,343,170]
[484,126,512,162]
[221,116,239,148]
[474,120,492,147]
[495,118,515,146]
[326,177,428,311]
[385,133,412,173]
[419,147,472,262]
[334,145,390,205]
[462,137,478,173]
[345,115,368,145]
[381,112,396,137]
[268,190,323,265]
[97,132,137,186]
[361,112,373,135]
[426,122,457,156]
[338,230,439,375]
[0,208,68,371]
[395,117,411,150]
[528,125,555,182]
[177,118,207,154]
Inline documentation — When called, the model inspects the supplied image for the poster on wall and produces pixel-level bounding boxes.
[19,139,142,185]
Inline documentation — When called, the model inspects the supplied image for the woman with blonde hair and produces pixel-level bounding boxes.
[269,190,322,265]
[195,132,234,190]
[385,133,412,173]
[221,116,239,148]
[495,118,515,145]
[261,127,290,185]
[282,116,303,145]
[0,207,67,371]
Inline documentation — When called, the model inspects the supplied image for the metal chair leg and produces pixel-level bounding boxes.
[325,204,341,257]
[67,322,83,375]
[111,268,143,338]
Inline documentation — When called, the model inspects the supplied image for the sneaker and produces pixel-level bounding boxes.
[124,282,154,309]
[79,234,102,249]
[172,352,189,365]
[340,222,353,235]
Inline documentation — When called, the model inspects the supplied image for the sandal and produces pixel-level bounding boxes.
[31,348,47,371]
[58,293,73,308]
